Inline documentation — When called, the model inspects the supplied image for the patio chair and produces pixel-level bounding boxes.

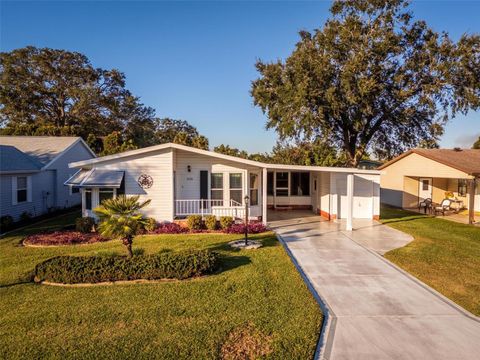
[434,199,452,216]
[419,198,432,214]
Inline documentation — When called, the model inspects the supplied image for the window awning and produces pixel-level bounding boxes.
[65,169,124,188]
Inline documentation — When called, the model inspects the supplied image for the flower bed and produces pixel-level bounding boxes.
[33,250,220,284]
[23,231,107,246]
[146,221,267,235]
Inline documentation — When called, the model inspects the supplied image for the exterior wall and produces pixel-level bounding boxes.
[174,150,263,217]
[381,152,471,208]
[48,141,95,209]
[1,171,55,221]
[86,148,174,221]
[332,173,380,219]
[319,171,331,218]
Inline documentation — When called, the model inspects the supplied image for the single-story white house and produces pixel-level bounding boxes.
[66,143,381,229]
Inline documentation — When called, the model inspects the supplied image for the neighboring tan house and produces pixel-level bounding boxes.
[0,136,95,221]
[379,148,480,219]
[66,143,381,228]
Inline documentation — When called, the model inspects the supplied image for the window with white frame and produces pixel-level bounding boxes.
[229,173,243,205]
[275,172,289,196]
[290,172,310,196]
[211,173,224,206]
[99,188,115,204]
[85,189,92,210]
[16,176,28,203]
[249,173,259,206]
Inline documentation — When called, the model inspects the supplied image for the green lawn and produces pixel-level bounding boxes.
[381,205,480,316]
[0,212,322,359]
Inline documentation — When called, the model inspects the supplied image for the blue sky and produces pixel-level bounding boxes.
[1,0,479,152]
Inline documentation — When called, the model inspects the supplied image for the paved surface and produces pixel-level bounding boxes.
[269,213,480,360]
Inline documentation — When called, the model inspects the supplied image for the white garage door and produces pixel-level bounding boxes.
[337,176,374,219]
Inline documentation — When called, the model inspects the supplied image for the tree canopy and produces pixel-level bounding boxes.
[0,47,209,153]
[251,0,480,166]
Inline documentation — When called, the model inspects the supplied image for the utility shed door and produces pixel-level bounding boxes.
[337,175,373,219]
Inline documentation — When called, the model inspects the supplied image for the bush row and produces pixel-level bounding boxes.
[33,250,220,284]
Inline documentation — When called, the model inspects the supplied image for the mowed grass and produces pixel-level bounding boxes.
[0,212,322,359]
[381,205,480,315]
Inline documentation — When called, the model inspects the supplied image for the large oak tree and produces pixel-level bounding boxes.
[251,0,480,166]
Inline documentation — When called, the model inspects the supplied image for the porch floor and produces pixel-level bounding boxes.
[405,208,479,226]
[267,209,324,225]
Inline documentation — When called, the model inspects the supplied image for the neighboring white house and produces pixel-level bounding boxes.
[67,143,381,228]
[0,136,95,221]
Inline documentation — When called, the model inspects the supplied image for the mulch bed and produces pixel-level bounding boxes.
[23,231,108,246]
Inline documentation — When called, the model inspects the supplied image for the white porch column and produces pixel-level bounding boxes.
[262,168,268,225]
[346,173,354,231]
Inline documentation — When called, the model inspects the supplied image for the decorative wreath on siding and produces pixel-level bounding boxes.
[137,174,153,189]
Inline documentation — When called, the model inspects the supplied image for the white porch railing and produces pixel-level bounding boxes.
[175,199,245,219]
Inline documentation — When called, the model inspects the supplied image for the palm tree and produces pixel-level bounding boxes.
[93,195,151,258]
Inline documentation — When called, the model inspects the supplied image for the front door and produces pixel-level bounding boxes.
[418,178,432,204]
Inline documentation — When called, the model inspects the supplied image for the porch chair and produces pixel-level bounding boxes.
[419,198,432,214]
[434,199,452,216]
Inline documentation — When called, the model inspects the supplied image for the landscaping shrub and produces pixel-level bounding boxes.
[144,217,158,232]
[23,231,107,246]
[224,222,267,234]
[187,215,203,231]
[20,211,32,222]
[204,215,217,231]
[152,222,188,234]
[219,216,234,230]
[75,217,95,233]
[33,250,220,283]
[0,215,14,233]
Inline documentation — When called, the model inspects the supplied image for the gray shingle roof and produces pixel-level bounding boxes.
[0,145,42,172]
[0,136,80,168]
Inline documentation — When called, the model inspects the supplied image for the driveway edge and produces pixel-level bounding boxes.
[342,227,480,323]
[276,232,336,360]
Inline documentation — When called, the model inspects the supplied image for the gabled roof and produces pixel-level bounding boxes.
[0,136,95,170]
[378,148,480,176]
[70,142,382,175]
[0,145,42,173]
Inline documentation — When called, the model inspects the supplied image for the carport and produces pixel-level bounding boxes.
[262,165,381,230]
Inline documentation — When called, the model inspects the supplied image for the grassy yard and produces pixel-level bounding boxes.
[381,205,480,316]
[0,212,322,359]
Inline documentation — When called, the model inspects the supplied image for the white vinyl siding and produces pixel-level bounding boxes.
[88,148,174,221]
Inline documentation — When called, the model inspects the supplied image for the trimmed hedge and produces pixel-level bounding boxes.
[219,216,234,230]
[33,250,220,284]
[224,222,267,234]
[204,215,217,231]
[187,215,203,231]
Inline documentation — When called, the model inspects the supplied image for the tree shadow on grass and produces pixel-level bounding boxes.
[207,233,279,253]
[217,255,252,274]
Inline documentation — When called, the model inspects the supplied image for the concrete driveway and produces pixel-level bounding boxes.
[269,214,480,360]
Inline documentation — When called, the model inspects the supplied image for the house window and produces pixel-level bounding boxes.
[16,176,28,203]
[211,173,224,206]
[458,179,468,197]
[276,172,289,197]
[230,173,243,205]
[267,172,274,196]
[250,173,259,206]
[85,189,92,210]
[99,188,115,204]
[291,172,310,196]
[71,186,80,194]
[422,179,429,191]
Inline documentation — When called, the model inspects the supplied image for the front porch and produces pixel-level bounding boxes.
[402,175,478,224]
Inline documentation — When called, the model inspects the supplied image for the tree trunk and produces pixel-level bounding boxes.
[123,236,133,259]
